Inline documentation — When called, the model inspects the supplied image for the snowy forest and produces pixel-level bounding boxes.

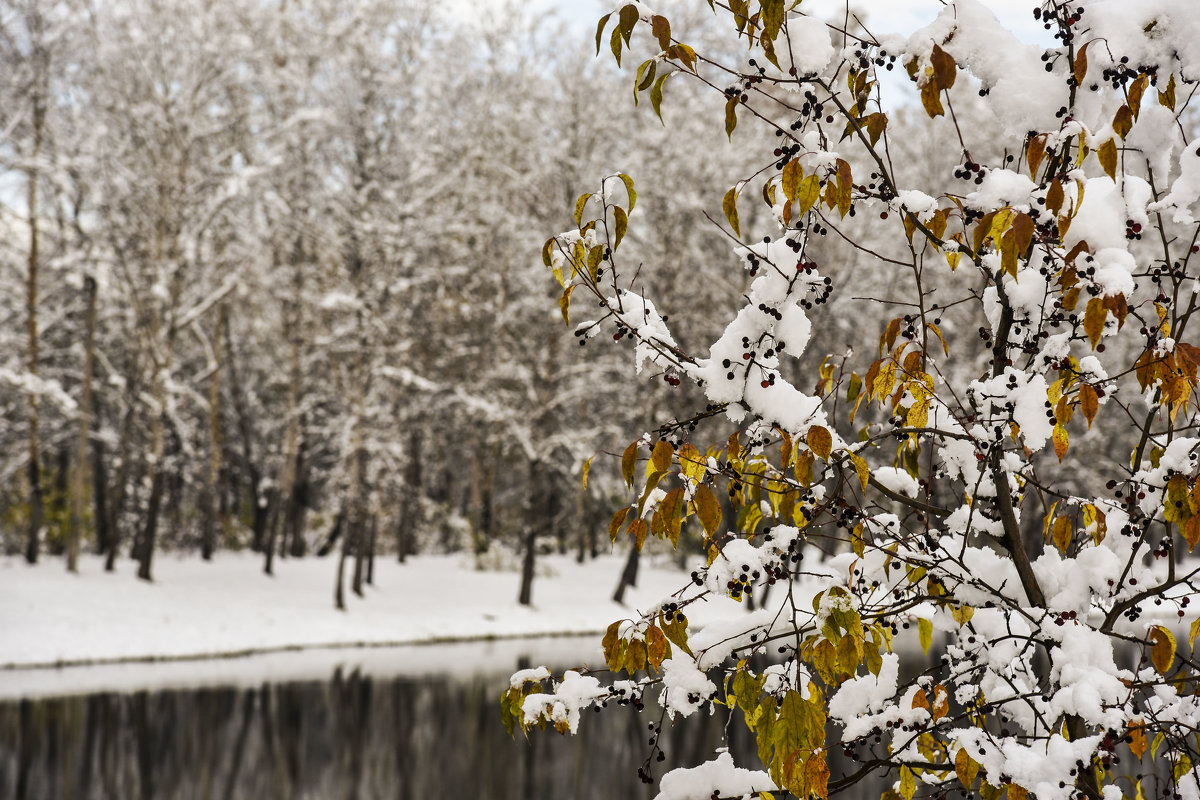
[0,0,777,603]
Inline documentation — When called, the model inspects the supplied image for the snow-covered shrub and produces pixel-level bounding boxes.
[506,3,1200,800]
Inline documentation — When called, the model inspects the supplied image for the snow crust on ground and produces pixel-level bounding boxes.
[0,552,738,670]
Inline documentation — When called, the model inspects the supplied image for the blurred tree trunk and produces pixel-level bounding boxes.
[67,274,98,572]
[396,430,421,562]
[105,350,141,572]
[612,544,640,605]
[24,60,46,566]
[200,305,224,560]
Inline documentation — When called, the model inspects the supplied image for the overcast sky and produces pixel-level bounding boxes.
[464,0,1049,46]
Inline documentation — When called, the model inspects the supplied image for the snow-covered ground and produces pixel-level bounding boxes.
[0,551,736,671]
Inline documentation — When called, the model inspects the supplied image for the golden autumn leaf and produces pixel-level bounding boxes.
[955,748,980,789]
[1129,720,1148,760]
[622,440,639,487]
[1149,625,1176,675]
[1098,138,1118,180]
[723,184,741,236]
[693,484,722,536]
[609,506,630,543]
[1053,423,1068,462]
[782,159,803,202]
[807,426,833,461]
[1080,384,1099,428]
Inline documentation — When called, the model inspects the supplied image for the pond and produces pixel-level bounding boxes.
[0,637,779,800]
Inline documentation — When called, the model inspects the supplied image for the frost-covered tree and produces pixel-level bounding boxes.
[507,3,1200,800]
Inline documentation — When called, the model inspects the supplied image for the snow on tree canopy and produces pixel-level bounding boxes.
[519,3,1200,800]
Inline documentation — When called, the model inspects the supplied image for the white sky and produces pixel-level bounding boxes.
[462,0,1051,46]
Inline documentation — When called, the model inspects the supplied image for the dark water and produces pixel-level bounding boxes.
[0,644,764,800]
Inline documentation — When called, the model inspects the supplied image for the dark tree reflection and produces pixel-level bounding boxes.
[0,662,756,800]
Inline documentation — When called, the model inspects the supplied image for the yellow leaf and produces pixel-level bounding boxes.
[723,185,741,237]
[646,624,670,671]
[900,765,917,800]
[1113,104,1133,139]
[804,752,830,800]
[955,748,980,789]
[1129,73,1149,118]
[918,618,933,654]
[1052,516,1073,553]
[796,174,821,216]
[613,205,629,249]
[1184,515,1200,551]
[782,159,803,202]
[1159,73,1177,110]
[628,518,648,552]
[1129,720,1148,760]
[559,284,577,325]
[650,439,674,476]
[836,159,852,218]
[660,487,686,546]
[1027,134,1048,179]
[1080,384,1099,428]
[678,443,706,484]
[693,484,722,537]
[581,456,594,489]
[574,192,592,226]
[1053,423,1068,462]
[920,67,944,117]
[603,620,624,669]
[1098,139,1118,180]
[624,636,647,673]
[621,441,639,487]
[609,507,630,543]
[1149,625,1176,675]
[807,426,833,461]
[848,452,869,492]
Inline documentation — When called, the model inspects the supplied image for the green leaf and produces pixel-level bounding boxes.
[634,59,657,102]
[618,173,637,212]
[650,73,669,123]
[574,192,592,226]
[725,94,739,139]
[613,205,629,249]
[595,12,612,55]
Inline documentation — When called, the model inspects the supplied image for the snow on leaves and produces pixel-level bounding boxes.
[516,3,1200,800]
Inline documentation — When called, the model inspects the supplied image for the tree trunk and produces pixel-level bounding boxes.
[286,442,308,557]
[91,438,110,556]
[334,512,349,611]
[365,514,377,586]
[201,306,224,560]
[612,543,640,605]
[264,487,281,575]
[105,355,141,572]
[518,459,543,607]
[24,83,45,566]
[397,429,421,562]
[67,275,98,572]
[136,468,164,582]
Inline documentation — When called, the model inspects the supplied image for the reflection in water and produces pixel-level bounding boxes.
[1,662,775,800]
